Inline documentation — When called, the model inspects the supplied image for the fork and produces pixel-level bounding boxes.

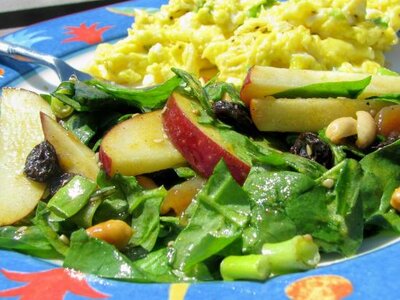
[0,40,92,81]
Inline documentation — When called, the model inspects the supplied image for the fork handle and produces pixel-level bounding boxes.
[0,40,57,70]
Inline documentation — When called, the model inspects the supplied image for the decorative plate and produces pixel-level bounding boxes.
[0,1,400,299]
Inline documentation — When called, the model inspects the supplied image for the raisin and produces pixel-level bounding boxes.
[48,172,74,196]
[24,141,59,182]
[212,100,258,136]
[290,132,333,168]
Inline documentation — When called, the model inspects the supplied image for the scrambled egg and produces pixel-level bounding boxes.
[88,0,400,86]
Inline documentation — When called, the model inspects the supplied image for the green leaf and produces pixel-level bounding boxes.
[368,93,400,104]
[318,130,365,165]
[273,76,371,99]
[170,161,250,271]
[33,203,70,257]
[172,68,212,114]
[204,80,242,103]
[87,75,182,111]
[377,67,399,76]
[93,198,130,224]
[132,248,181,282]
[130,187,166,251]
[64,229,151,282]
[174,167,197,179]
[96,171,167,251]
[0,226,61,259]
[47,175,97,219]
[359,139,400,230]
[72,186,117,228]
[243,167,313,252]
[217,129,326,179]
[97,172,144,211]
[243,160,363,256]
[60,113,98,144]
[73,81,118,110]
[370,17,389,28]
[248,0,277,17]
[51,92,90,112]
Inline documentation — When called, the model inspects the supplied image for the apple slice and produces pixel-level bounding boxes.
[162,93,251,184]
[0,88,54,225]
[240,66,400,105]
[250,97,389,132]
[99,110,186,176]
[41,113,99,181]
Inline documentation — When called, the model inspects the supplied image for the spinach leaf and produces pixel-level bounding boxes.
[370,17,389,28]
[96,171,167,251]
[377,67,399,76]
[309,159,363,255]
[273,76,371,99]
[248,0,277,17]
[52,76,181,112]
[169,161,250,272]
[93,198,130,224]
[72,186,117,228]
[218,129,326,179]
[204,80,242,103]
[174,166,197,179]
[368,93,400,104]
[87,76,182,111]
[65,230,209,283]
[47,175,97,219]
[172,68,212,114]
[97,172,142,210]
[318,130,365,165]
[64,229,151,282]
[130,187,166,251]
[73,80,119,110]
[33,202,70,257]
[133,248,213,282]
[132,248,181,282]
[243,167,313,253]
[58,110,127,148]
[60,113,98,145]
[243,159,363,256]
[0,226,61,259]
[359,139,400,230]
[52,92,90,112]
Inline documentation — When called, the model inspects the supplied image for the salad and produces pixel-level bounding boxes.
[0,65,400,283]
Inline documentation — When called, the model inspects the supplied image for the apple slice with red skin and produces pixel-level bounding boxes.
[162,93,251,185]
[99,110,186,177]
[41,113,100,181]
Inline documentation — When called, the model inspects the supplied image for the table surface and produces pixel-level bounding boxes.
[1,0,100,13]
[0,0,126,37]
[0,28,20,37]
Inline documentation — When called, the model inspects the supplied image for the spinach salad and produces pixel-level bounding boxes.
[1,68,400,283]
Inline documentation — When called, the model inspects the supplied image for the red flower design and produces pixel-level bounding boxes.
[63,23,112,44]
[0,268,109,300]
[0,68,4,77]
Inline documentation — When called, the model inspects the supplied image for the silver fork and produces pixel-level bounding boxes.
[0,40,92,81]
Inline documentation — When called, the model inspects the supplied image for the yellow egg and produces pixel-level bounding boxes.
[87,0,400,86]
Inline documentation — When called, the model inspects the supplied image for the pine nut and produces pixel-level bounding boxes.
[390,187,400,212]
[325,117,357,144]
[86,219,133,249]
[355,111,377,149]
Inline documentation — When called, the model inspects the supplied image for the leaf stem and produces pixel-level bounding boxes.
[220,254,270,281]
